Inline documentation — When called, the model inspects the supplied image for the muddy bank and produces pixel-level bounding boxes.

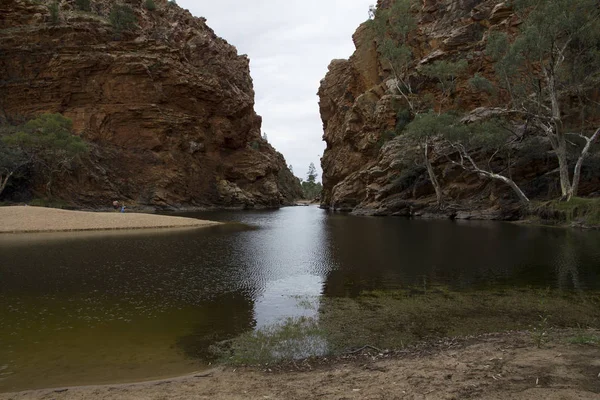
[0,206,220,233]
[1,330,599,399]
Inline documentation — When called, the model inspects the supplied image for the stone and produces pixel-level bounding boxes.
[0,0,302,208]
[318,0,598,219]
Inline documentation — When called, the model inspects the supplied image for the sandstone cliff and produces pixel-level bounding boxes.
[0,0,302,208]
[319,0,599,219]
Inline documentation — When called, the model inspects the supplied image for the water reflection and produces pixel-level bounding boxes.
[0,207,599,392]
[322,216,600,296]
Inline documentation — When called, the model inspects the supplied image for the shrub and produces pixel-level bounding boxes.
[249,141,260,150]
[109,4,137,38]
[75,0,91,12]
[144,0,156,11]
[48,2,59,24]
[469,73,495,94]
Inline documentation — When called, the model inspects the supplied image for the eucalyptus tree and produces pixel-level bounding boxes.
[443,118,530,204]
[1,114,88,196]
[404,112,451,207]
[370,0,418,111]
[485,0,600,200]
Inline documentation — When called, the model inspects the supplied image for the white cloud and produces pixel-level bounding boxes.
[178,0,374,180]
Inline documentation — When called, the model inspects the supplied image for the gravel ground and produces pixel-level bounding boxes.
[0,206,220,233]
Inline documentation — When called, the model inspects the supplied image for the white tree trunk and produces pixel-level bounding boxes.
[556,134,572,199]
[458,149,530,204]
[568,128,600,200]
[482,171,530,204]
[0,171,13,197]
[424,141,443,207]
[545,69,572,199]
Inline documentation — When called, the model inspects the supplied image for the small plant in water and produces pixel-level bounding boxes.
[211,316,326,365]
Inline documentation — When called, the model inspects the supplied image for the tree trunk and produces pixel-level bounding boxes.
[424,141,443,207]
[459,151,529,204]
[488,173,530,204]
[546,71,571,199]
[556,134,572,199]
[568,128,600,201]
[0,172,13,197]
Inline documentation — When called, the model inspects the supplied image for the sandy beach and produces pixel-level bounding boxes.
[0,206,220,233]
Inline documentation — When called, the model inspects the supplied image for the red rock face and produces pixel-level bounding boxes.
[319,0,599,218]
[0,0,301,208]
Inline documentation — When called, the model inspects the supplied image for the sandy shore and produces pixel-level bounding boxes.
[1,330,599,399]
[0,206,220,233]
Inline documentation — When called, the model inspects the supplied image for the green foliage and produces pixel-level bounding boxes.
[1,114,89,197]
[75,0,91,12]
[249,140,260,150]
[320,288,600,353]
[3,114,87,158]
[568,333,600,345]
[373,0,416,42]
[488,0,600,100]
[531,314,550,348]
[405,111,511,151]
[144,0,157,11]
[301,162,322,200]
[301,181,322,200]
[369,0,417,88]
[211,317,325,365]
[450,119,511,151]
[395,108,412,133]
[167,0,177,6]
[48,2,59,24]
[306,162,317,184]
[109,4,137,37]
[390,163,426,193]
[468,73,496,94]
[421,60,468,95]
[485,31,509,61]
[536,197,600,227]
[405,111,461,142]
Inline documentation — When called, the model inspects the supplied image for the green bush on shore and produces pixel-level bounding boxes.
[532,198,600,227]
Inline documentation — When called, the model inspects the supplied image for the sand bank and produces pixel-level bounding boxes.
[0,206,220,233]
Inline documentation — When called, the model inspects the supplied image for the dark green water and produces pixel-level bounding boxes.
[0,206,599,392]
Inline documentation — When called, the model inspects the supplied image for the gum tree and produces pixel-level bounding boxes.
[405,112,451,207]
[370,0,418,111]
[486,0,600,200]
[443,117,530,204]
[1,114,88,196]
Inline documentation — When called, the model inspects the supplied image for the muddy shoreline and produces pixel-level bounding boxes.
[1,329,599,399]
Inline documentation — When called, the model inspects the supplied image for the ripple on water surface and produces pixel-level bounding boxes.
[1,207,599,392]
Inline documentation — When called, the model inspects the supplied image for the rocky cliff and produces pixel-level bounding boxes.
[319,0,599,219]
[0,0,302,209]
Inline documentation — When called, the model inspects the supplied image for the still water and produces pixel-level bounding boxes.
[1,206,599,392]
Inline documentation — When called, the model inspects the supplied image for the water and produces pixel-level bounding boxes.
[0,206,599,392]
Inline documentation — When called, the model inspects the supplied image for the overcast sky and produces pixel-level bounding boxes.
[178,0,373,181]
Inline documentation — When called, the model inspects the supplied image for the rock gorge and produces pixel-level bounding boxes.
[319,0,599,219]
[0,0,302,208]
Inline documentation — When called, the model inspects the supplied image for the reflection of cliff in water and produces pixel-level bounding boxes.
[321,217,600,297]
